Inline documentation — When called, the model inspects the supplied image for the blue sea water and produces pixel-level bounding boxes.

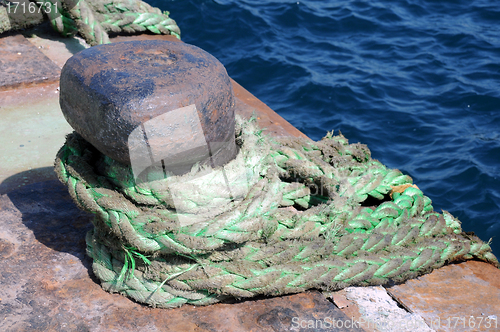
[147,0,500,257]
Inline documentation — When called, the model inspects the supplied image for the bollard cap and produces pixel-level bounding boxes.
[59,40,237,177]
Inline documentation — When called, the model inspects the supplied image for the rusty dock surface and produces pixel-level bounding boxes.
[1,24,499,332]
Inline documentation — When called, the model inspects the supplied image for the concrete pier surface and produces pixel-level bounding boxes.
[1,24,499,332]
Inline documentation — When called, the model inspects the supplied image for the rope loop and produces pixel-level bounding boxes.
[55,116,498,308]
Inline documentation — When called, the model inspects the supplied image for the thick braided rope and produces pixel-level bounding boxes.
[55,116,499,308]
[95,0,181,38]
[61,0,110,45]
[41,0,78,37]
[29,0,180,46]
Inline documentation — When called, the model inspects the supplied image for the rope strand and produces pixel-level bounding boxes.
[55,116,498,308]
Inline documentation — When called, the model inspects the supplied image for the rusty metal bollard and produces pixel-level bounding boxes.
[59,40,238,178]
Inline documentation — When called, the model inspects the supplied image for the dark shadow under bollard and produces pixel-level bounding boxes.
[2,175,94,269]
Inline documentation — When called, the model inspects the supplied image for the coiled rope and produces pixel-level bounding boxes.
[1,0,180,45]
[54,116,498,308]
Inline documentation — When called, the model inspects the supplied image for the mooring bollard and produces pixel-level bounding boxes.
[55,39,498,309]
[59,40,238,177]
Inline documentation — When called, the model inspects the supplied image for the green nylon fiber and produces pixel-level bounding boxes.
[1,0,180,45]
[55,116,499,308]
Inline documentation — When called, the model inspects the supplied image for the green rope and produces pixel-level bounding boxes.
[1,0,180,45]
[54,116,498,308]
